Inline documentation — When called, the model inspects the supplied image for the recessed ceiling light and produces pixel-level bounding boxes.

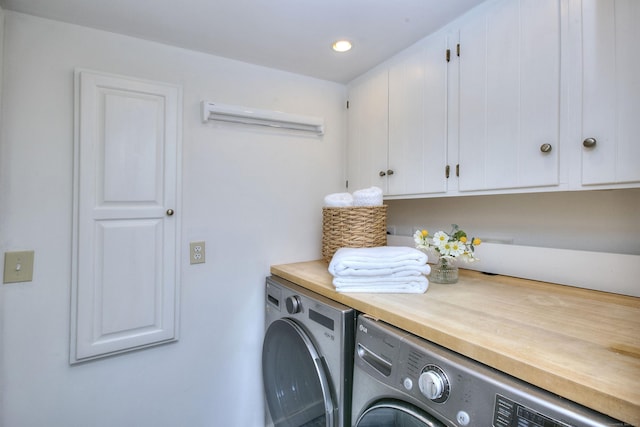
[332,40,352,53]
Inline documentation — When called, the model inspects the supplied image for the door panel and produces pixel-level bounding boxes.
[97,220,161,336]
[71,70,182,362]
[458,0,560,191]
[388,33,448,196]
[102,91,163,203]
[347,68,389,192]
[581,0,640,185]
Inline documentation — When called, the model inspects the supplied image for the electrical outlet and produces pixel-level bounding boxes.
[190,241,206,264]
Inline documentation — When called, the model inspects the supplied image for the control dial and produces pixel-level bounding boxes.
[285,295,302,314]
[418,365,450,403]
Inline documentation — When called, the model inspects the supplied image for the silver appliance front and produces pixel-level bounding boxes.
[351,315,624,427]
[262,276,355,427]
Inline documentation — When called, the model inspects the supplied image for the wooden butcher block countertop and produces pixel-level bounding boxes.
[270,260,640,426]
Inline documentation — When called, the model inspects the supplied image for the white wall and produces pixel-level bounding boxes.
[386,189,640,297]
[387,189,640,255]
[0,12,346,427]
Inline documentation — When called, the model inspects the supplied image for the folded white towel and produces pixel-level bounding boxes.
[352,186,383,207]
[324,192,354,207]
[333,275,429,294]
[332,263,431,278]
[329,246,429,276]
[329,247,430,294]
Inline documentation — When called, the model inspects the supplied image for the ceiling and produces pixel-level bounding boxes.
[0,0,486,83]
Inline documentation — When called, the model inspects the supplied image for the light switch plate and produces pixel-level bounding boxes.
[3,250,35,283]
[190,241,205,264]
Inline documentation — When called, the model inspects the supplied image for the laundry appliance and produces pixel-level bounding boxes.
[351,315,623,427]
[262,276,355,427]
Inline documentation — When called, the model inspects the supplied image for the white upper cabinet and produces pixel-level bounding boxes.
[387,34,449,196]
[580,0,640,187]
[346,0,639,199]
[346,67,389,192]
[347,34,449,197]
[458,0,561,192]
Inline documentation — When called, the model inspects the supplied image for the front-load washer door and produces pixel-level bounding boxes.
[262,318,335,427]
[355,400,446,427]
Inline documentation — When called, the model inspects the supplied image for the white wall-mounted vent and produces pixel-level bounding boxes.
[201,101,324,135]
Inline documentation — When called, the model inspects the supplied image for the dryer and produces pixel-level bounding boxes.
[351,315,623,427]
[262,276,355,427]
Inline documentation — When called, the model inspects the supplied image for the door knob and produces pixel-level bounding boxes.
[166,209,174,216]
[583,137,597,148]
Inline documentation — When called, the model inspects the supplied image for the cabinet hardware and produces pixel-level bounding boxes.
[346,100,350,109]
[379,171,386,177]
[445,165,450,178]
[457,43,460,57]
[540,143,552,153]
[446,49,451,62]
[166,209,174,216]
[387,169,394,176]
[456,164,460,177]
[583,137,597,148]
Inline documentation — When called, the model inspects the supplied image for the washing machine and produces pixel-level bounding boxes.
[262,276,356,427]
[351,315,623,427]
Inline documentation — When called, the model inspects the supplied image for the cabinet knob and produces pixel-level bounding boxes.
[387,169,394,176]
[379,171,386,177]
[166,209,175,216]
[583,137,597,148]
[540,143,552,153]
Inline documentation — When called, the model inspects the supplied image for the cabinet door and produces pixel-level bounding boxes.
[387,34,448,196]
[458,0,561,192]
[581,0,640,186]
[71,70,182,362]
[347,68,389,192]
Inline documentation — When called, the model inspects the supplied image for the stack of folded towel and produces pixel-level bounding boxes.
[352,187,383,206]
[328,246,431,293]
[323,192,353,207]
[324,186,383,207]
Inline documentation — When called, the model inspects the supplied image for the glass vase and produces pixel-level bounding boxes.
[430,258,459,284]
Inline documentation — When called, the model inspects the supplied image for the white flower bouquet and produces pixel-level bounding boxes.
[413,224,481,266]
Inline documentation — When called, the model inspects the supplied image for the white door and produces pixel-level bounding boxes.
[387,33,448,196]
[347,68,389,193]
[71,70,182,362]
[458,0,561,192]
[581,0,640,186]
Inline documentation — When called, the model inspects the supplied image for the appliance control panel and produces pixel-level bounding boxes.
[494,394,571,427]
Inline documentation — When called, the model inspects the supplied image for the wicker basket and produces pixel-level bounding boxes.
[322,205,387,263]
